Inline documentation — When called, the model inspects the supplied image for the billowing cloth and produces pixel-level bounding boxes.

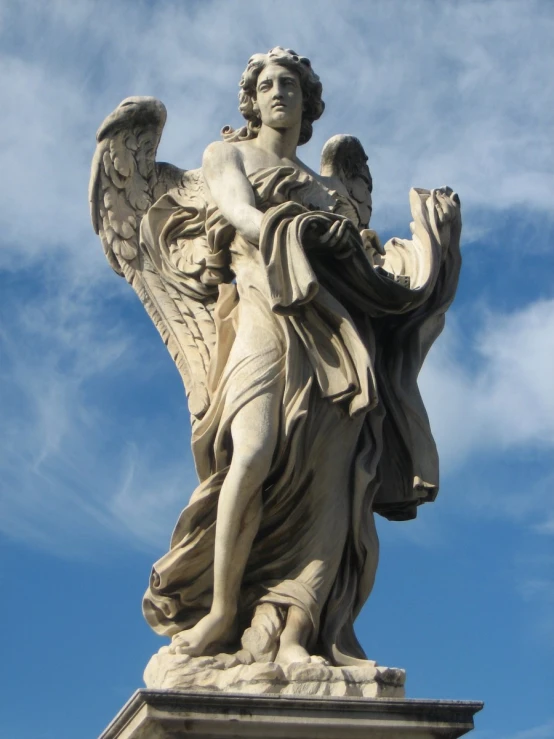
[142,167,461,663]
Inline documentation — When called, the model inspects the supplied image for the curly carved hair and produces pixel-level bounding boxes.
[222,47,325,146]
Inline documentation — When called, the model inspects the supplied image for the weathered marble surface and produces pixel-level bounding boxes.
[99,690,483,739]
[144,646,405,697]
[90,46,462,692]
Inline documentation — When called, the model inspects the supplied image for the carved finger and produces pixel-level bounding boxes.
[334,219,350,246]
[319,219,341,245]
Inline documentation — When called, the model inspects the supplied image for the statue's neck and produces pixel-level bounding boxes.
[255,123,300,162]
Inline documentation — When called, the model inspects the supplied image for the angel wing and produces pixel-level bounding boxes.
[89,96,228,419]
[320,133,386,268]
[320,134,460,289]
[320,134,373,229]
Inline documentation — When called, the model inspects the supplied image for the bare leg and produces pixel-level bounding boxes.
[275,606,312,665]
[173,389,281,656]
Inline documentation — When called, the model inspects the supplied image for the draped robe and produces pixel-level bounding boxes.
[141,166,461,664]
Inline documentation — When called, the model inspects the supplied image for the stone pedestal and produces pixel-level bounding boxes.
[99,689,483,739]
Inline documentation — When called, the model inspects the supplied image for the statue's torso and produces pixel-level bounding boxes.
[227,165,358,280]
[230,140,350,202]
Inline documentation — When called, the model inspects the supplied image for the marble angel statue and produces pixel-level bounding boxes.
[89,47,461,672]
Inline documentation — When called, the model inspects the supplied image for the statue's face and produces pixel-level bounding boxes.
[254,63,303,131]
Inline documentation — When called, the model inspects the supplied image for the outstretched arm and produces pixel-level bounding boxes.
[202,141,263,243]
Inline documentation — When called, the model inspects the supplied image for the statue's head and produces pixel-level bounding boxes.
[223,47,324,146]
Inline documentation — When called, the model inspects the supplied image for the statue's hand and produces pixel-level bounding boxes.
[360,229,385,256]
[307,214,362,257]
[430,187,461,248]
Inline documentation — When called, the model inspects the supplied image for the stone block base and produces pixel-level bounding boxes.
[99,689,483,738]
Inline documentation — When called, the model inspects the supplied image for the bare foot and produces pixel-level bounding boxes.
[170,611,235,657]
[275,605,312,665]
[275,641,311,665]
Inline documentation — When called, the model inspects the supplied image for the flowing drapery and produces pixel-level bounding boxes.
[141,168,461,663]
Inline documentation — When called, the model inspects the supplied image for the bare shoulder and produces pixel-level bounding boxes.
[202,140,244,172]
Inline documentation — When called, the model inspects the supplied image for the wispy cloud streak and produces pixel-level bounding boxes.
[1,0,553,270]
[0,0,552,563]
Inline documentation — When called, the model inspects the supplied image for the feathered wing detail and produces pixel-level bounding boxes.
[89,97,169,273]
[320,134,373,229]
[89,97,228,419]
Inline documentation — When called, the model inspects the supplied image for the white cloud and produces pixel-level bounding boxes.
[0,264,194,556]
[108,443,193,549]
[0,8,552,735]
[1,0,553,560]
[417,298,554,576]
[0,0,553,273]
[420,298,554,467]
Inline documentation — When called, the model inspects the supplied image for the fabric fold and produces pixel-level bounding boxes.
[141,165,461,667]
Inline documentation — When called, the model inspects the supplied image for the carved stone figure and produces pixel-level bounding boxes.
[90,47,461,695]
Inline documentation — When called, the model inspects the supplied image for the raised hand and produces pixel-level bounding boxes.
[431,187,461,249]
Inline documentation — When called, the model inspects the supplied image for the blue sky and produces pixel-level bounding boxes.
[0,1,553,736]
